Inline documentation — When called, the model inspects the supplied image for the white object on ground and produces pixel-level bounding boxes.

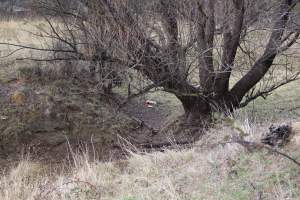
[0,115,8,120]
[145,100,157,108]
[146,100,157,105]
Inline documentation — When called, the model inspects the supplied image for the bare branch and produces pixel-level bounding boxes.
[230,0,298,105]
[240,72,300,107]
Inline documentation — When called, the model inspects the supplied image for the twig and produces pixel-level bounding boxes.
[0,42,75,53]
[137,140,193,149]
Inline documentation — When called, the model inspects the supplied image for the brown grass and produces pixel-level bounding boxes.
[0,113,299,200]
[0,18,299,200]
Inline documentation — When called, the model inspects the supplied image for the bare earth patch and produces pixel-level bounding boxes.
[0,74,197,169]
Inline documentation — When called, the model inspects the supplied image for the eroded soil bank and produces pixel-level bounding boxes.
[0,75,200,169]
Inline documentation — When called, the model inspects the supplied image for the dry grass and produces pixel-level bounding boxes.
[0,112,299,200]
[0,18,299,200]
[241,80,300,121]
[0,18,51,83]
[0,19,46,44]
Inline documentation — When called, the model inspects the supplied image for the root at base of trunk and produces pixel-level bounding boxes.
[160,113,211,142]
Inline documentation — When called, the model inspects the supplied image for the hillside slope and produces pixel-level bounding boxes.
[0,118,299,200]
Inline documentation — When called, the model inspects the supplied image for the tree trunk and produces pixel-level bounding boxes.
[177,96,212,127]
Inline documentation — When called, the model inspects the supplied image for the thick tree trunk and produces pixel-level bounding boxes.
[177,93,240,127]
[177,96,212,127]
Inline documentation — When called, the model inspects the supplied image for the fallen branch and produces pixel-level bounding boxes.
[137,141,193,149]
[231,139,300,167]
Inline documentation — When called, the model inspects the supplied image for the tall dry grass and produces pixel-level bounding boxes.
[0,112,299,200]
[0,17,299,200]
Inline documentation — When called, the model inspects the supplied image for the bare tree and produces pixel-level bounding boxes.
[2,0,299,126]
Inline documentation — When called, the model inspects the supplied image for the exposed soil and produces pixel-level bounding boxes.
[0,76,198,170]
[121,99,164,131]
